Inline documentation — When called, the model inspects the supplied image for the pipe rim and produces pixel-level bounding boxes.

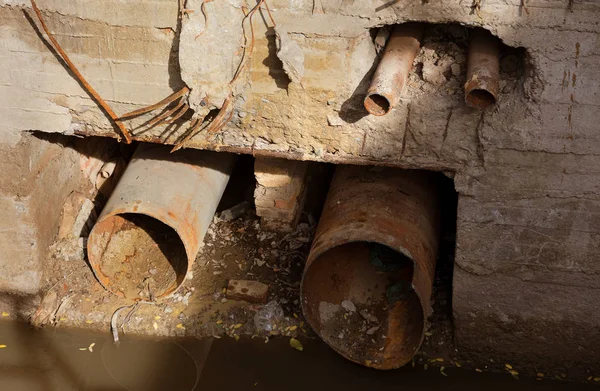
[301,239,426,369]
[87,210,192,300]
[465,88,497,109]
[364,93,392,116]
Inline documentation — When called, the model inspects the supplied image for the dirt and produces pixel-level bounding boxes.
[22,209,315,342]
[98,214,187,300]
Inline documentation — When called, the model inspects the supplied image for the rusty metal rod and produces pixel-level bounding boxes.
[29,0,132,144]
[465,29,500,110]
[301,166,440,369]
[87,143,236,300]
[364,23,424,116]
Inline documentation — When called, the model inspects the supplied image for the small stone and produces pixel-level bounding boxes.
[359,309,378,323]
[227,280,269,303]
[366,326,379,335]
[341,300,356,312]
[451,63,461,77]
[327,114,345,127]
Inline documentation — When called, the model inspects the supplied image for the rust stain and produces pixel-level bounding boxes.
[465,29,500,110]
[302,166,440,369]
[364,23,424,116]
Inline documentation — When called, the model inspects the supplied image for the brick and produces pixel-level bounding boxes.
[254,157,309,230]
[226,280,269,304]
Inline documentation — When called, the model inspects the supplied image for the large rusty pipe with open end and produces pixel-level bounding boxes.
[465,29,500,109]
[301,166,440,369]
[364,23,424,116]
[87,143,235,301]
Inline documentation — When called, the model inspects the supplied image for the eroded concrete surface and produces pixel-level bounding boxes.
[0,0,599,380]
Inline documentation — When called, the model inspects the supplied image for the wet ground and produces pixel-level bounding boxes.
[0,319,597,391]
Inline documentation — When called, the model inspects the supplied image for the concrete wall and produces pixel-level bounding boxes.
[0,0,599,373]
[0,134,83,294]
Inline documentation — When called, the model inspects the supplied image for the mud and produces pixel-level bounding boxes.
[97,214,187,301]
[0,319,598,391]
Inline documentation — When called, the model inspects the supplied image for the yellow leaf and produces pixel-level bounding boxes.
[424,331,432,337]
[509,369,519,377]
[536,372,544,378]
[1,312,8,317]
[594,377,600,382]
[365,360,372,366]
[176,323,185,329]
[289,325,298,331]
[290,338,303,351]
[216,320,223,325]
[0,344,6,349]
[85,320,93,324]
[505,363,513,370]
[293,313,298,319]
[234,323,243,329]
[154,316,161,320]
[153,322,158,330]
[234,335,240,341]
[455,361,462,368]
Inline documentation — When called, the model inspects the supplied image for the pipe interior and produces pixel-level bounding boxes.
[466,88,496,109]
[302,241,424,369]
[364,94,391,116]
[92,213,188,300]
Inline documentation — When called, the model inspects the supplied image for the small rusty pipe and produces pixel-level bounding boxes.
[465,29,500,109]
[301,166,440,369]
[364,23,424,116]
[87,143,236,300]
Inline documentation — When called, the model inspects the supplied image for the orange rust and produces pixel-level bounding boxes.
[364,23,424,116]
[301,166,440,369]
[465,29,500,110]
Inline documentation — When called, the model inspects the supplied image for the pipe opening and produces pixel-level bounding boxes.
[302,241,424,369]
[364,94,391,116]
[89,213,188,301]
[465,88,497,109]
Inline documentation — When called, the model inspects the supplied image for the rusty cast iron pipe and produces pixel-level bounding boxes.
[87,143,235,300]
[465,29,500,109]
[364,23,424,116]
[301,166,440,369]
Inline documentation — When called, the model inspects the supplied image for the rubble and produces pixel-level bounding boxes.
[226,279,269,303]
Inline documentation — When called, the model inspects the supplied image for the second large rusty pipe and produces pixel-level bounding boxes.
[364,23,424,116]
[301,166,440,369]
[465,29,500,109]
